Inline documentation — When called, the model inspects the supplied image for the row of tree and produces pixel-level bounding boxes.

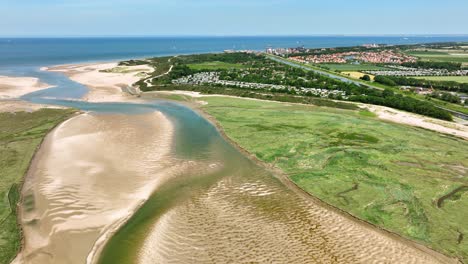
[401,61,462,71]
[349,89,453,121]
[374,75,468,93]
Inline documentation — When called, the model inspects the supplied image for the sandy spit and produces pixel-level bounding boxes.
[0,75,52,99]
[45,63,153,103]
[13,111,182,264]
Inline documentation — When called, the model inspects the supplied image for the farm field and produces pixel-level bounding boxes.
[406,51,468,64]
[413,76,468,84]
[343,71,375,80]
[318,63,390,71]
[0,108,75,264]
[202,96,468,262]
[187,61,247,70]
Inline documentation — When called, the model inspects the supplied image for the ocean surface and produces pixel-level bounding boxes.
[2,36,468,68]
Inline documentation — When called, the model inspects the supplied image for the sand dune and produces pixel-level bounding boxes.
[14,111,182,264]
[46,63,153,102]
[0,75,52,99]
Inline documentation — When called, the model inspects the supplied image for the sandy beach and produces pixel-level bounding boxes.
[14,111,185,264]
[45,63,153,102]
[0,75,52,99]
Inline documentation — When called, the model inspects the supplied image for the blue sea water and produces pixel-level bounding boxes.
[2,36,468,68]
[1,36,467,102]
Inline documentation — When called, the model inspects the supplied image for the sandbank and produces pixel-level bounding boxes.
[14,111,185,264]
[0,75,52,99]
[45,63,153,102]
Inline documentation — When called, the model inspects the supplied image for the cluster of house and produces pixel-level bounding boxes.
[265,46,308,56]
[365,66,468,77]
[289,50,417,65]
[172,72,347,98]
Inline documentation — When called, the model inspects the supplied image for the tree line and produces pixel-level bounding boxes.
[374,75,468,93]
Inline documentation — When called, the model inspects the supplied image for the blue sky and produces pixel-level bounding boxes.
[1,0,467,36]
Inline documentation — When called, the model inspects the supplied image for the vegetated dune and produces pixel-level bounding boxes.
[45,63,153,102]
[365,104,468,140]
[14,111,189,264]
[0,76,52,99]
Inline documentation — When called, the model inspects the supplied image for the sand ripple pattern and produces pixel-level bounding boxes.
[16,112,180,264]
[138,168,450,264]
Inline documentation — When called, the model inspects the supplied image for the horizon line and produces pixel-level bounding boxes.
[1,34,468,39]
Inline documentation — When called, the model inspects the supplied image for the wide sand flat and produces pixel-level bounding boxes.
[0,100,65,113]
[46,63,153,102]
[0,76,52,99]
[14,111,182,264]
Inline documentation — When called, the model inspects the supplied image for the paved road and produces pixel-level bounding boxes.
[268,55,383,90]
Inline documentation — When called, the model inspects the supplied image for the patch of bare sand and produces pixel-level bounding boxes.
[13,111,202,264]
[0,76,52,99]
[45,63,153,102]
[365,104,468,140]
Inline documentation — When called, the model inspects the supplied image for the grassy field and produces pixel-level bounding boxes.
[187,61,247,70]
[413,76,468,84]
[406,51,468,64]
[201,96,468,262]
[343,71,375,80]
[0,108,75,264]
[318,63,390,71]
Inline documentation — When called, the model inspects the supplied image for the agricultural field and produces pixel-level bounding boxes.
[0,108,75,264]
[318,63,391,71]
[413,76,468,84]
[187,61,246,70]
[342,71,375,80]
[406,51,468,64]
[202,96,468,261]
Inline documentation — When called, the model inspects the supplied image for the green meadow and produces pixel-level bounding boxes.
[414,76,468,84]
[0,109,75,264]
[201,96,468,261]
[407,51,468,64]
[187,61,247,70]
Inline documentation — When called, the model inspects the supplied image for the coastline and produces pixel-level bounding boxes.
[186,98,461,264]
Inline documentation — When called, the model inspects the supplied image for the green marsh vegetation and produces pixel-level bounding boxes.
[201,96,468,261]
[0,108,75,264]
